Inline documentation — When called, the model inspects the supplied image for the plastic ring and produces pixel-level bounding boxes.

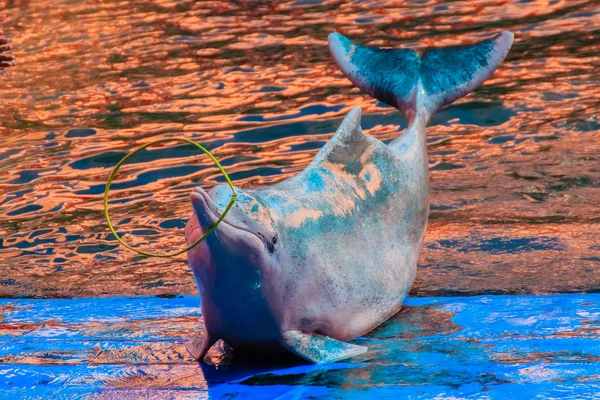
[103,138,237,258]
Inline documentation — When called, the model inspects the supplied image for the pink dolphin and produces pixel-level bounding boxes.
[185,31,514,363]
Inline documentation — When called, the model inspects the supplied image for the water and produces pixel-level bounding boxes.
[0,0,598,298]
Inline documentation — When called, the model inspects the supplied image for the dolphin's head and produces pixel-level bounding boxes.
[191,185,279,255]
[186,184,284,343]
[187,184,280,282]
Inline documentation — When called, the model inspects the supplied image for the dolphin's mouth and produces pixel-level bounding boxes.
[190,187,263,245]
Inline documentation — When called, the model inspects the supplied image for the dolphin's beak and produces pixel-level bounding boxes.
[190,186,269,255]
[190,187,220,233]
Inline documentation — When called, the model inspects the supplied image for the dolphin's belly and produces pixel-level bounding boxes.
[325,242,420,340]
[273,161,429,340]
[282,239,421,340]
[276,194,428,341]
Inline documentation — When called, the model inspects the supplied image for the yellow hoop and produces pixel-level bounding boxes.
[103,138,237,258]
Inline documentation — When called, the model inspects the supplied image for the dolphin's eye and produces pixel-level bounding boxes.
[265,235,277,254]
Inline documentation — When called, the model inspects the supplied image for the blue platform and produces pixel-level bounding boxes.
[0,294,599,399]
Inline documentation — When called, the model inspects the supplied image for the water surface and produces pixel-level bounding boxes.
[0,0,598,298]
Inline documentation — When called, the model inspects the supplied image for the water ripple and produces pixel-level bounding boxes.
[0,0,598,297]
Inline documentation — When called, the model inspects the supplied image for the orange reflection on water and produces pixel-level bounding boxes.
[0,0,598,298]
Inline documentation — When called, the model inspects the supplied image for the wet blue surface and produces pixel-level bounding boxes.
[0,294,598,399]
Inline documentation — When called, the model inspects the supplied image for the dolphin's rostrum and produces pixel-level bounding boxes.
[184,31,514,363]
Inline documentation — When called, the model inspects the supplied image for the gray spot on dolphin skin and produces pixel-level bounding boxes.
[185,31,514,364]
[342,159,364,175]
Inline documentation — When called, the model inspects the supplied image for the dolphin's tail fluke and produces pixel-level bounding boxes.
[328,31,513,121]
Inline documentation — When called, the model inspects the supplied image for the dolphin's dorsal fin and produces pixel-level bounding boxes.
[310,106,372,168]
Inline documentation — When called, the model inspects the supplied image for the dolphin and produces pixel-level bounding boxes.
[184,31,514,363]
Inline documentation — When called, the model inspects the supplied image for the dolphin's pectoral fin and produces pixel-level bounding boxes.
[281,330,367,364]
[184,333,217,362]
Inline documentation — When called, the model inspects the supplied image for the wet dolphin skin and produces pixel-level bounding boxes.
[185,31,514,363]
